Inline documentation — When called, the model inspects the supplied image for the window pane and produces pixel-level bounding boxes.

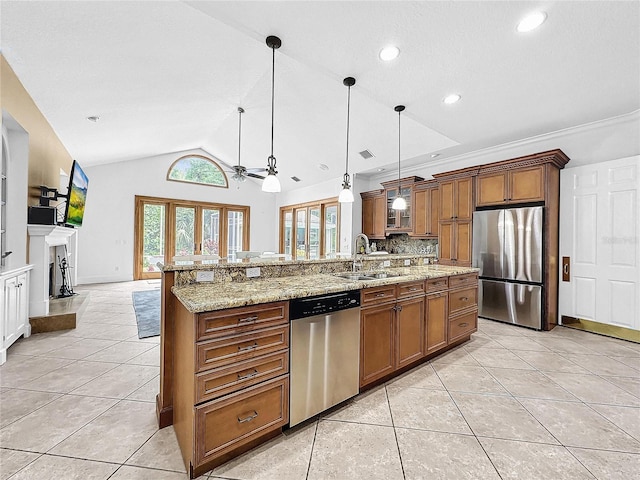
[324,205,338,255]
[142,204,165,273]
[167,155,228,187]
[175,206,195,256]
[283,211,293,256]
[309,207,320,260]
[296,209,307,260]
[227,210,244,259]
[202,208,220,255]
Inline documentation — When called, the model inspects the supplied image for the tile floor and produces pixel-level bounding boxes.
[1,280,639,480]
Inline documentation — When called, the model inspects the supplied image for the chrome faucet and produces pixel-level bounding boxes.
[352,233,370,272]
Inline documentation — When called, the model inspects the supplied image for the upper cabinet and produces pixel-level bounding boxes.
[438,177,474,221]
[361,190,386,239]
[477,165,545,206]
[411,180,439,238]
[381,176,424,234]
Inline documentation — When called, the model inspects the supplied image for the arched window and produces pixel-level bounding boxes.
[167,154,228,188]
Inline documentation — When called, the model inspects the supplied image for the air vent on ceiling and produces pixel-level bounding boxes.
[359,149,374,159]
[291,176,301,182]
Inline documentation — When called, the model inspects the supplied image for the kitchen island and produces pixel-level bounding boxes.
[157,256,478,478]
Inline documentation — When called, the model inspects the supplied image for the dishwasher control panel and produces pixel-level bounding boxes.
[289,290,361,320]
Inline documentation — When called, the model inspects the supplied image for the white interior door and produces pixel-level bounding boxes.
[559,156,640,331]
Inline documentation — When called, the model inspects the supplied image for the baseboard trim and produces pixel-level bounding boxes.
[561,316,640,343]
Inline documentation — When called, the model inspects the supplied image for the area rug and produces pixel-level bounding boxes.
[132,289,161,339]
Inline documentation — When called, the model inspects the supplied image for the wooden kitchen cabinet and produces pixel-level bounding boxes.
[396,295,425,368]
[439,177,473,221]
[476,165,545,206]
[381,176,424,234]
[1,266,32,366]
[447,273,479,343]
[425,278,449,355]
[361,190,386,239]
[411,180,439,238]
[438,220,472,266]
[360,300,396,386]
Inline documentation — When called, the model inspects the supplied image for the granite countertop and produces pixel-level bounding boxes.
[172,265,478,313]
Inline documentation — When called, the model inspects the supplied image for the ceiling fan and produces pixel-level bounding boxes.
[227,107,266,182]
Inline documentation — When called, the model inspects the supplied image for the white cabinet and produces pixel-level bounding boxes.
[1,265,32,365]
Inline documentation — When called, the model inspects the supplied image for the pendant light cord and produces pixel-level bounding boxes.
[270,44,275,160]
[345,84,351,175]
[238,108,242,167]
[397,109,401,193]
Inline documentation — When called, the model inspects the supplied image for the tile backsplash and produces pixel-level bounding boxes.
[372,234,438,255]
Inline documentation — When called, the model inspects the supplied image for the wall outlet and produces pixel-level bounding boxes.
[383,260,391,267]
[404,259,411,266]
[196,271,214,282]
[246,267,261,278]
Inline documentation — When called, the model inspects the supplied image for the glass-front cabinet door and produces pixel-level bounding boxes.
[386,186,412,231]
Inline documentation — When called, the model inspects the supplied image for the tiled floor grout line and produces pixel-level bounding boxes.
[303,419,319,480]
[383,384,407,480]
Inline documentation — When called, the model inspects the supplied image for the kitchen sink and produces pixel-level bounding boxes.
[333,271,404,281]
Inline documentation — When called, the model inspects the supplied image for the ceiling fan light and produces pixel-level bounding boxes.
[232,172,247,183]
[262,172,281,192]
[339,187,354,203]
[392,196,407,210]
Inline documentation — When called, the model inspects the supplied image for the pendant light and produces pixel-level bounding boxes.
[338,77,356,203]
[262,35,282,193]
[391,105,407,210]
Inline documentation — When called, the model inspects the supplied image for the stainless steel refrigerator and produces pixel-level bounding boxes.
[472,206,543,329]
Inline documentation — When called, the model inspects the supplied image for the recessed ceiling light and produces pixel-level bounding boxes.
[379,46,400,61]
[517,11,547,33]
[87,116,100,122]
[431,153,440,158]
[443,94,461,105]
[318,163,329,171]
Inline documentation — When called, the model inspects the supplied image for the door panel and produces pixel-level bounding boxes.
[202,208,220,256]
[477,173,506,206]
[140,203,166,277]
[426,293,448,354]
[456,178,473,220]
[439,222,454,262]
[456,221,472,265]
[295,209,307,260]
[175,206,196,257]
[227,210,244,258]
[396,296,424,368]
[309,207,321,260]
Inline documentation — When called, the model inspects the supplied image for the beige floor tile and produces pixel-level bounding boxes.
[462,333,505,351]
[0,448,41,480]
[487,367,579,401]
[589,404,640,441]
[432,363,508,394]
[543,371,640,406]
[126,345,160,366]
[611,355,640,371]
[6,454,118,480]
[452,392,558,443]
[83,340,155,363]
[99,465,193,480]
[70,363,159,398]
[0,394,117,452]
[430,345,480,366]
[21,359,118,393]
[561,353,640,377]
[519,398,640,453]
[385,363,445,390]
[386,385,472,434]
[601,375,640,397]
[0,389,61,428]
[323,385,392,426]
[0,355,74,387]
[7,335,83,356]
[531,337,598,355]
[480,437,595,480]
[211,422,316,480]
[50,399,157,463]
[126,375,159,403]
[492,335,551,352]
[44,339,118,359]
[126,426,186,473]
[512,350,591,374]
[91,325,140,341]
[479,321,539,338]
[467,347,536,370]
[396,428,500,480]
[308,420,403,480]
[568,447,640,480]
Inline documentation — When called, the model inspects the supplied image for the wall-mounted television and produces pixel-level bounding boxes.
[63,160,89,227]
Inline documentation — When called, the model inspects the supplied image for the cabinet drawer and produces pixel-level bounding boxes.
[448,273,478,289]
[448,286,478,314]
[196,350,289,404]
[397,281,425,299]
[195,375,289,468]
[197,302,288,341]
[361,285,396,305]
[196,325,289,373]
[448,309,478,343]
[426,277,449,292]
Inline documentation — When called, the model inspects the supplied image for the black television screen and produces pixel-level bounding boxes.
[63,160,89,227]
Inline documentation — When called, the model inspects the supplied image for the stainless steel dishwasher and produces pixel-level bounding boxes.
[289,290,361,427]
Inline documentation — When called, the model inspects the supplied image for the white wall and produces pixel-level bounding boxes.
[77,148,277,284]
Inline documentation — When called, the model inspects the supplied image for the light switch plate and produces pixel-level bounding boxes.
[196,271,214,282]
[383,260,391,267]
[246,267,261,278]
[404,259,411,266]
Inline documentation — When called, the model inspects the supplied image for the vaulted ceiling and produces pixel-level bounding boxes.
[2,1,638,190]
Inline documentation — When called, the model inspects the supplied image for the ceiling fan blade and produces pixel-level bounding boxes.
[246,167,267,173]
[246,172,265,180]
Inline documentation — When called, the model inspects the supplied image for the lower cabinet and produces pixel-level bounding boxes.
[360,302,396,386]
[425,291,448,354]
[396,295,425,368]
[1,265,32,366]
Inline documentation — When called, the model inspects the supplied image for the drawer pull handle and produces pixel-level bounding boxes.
[459,322,469,327]
[237,369,259,380]
[409,287,418,291]
[238,342,259,352]
[238,315,258,324]
[460,297,469,301]
[237,411,258,423]
[375,293,386,298]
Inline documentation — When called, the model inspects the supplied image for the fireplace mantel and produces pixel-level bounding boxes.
[28,225,77,317]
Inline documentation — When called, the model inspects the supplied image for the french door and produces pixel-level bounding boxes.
[134,196,250,279]
[280,199,339,260]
